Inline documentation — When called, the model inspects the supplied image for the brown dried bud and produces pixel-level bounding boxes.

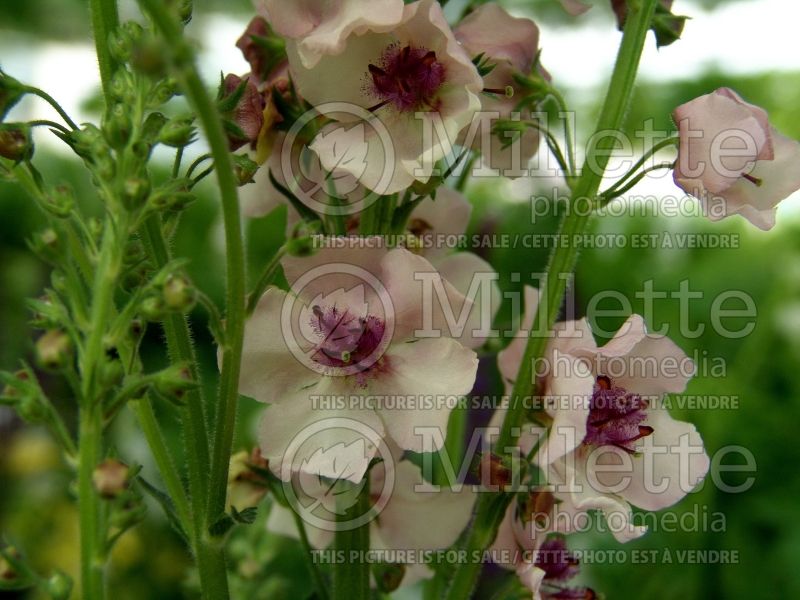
[93,458,130,499]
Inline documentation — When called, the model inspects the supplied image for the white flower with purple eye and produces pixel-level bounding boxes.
[491,485,595,599]
[240,238,480,482]
[283,0,483,194]
[267,457,475,587]
[454,3,542,176]
[496,286,710,542]
[673,87,800,230]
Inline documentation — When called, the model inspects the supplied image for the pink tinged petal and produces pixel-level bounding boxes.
[559,0,592,16]
[264,0,405,68]
[374,461,475,551]
[239,288,321,403]
[374,337,478,452]
[620,408,710,511]
[380,248,474,342]
[454,3,540,73]
[673,88,773,195]
[564,457,648,543]
[490,502,522,567]
[281,236,388,303]
[516,561,546,597]
[258,378,386,483]
[717,129,800,230]
[435,252,501,349]
[409,187,472,261]
[266,503,333,549]
[534,355,592,466]
[238,149,285,218]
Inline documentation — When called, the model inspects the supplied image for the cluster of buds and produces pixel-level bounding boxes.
[139,264,197,321]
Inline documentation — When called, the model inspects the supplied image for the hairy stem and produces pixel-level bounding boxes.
[443,2,659,598]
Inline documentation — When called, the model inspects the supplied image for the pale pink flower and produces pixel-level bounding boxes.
[260,0,405,69]
[559,0,592,16]
[454,3,542,176]
[673,87,800,230]
[240,239,479,482]
[267,457,475,586]
[496,287,710,541]
[285,0,483,194]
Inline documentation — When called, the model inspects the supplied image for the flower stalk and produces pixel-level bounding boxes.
[443,1,660,597]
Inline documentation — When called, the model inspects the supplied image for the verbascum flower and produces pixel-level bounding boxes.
[495,287,710,542]
[240,238,483,482]
[280,0,482,194]
[673,87,800,230]
[454,3,542,176]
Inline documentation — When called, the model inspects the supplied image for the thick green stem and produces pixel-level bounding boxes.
[88,0,119,102]
[443,2,659,598]
[78,404,105,600]
[139,3,247,598]
[333,481,371,600]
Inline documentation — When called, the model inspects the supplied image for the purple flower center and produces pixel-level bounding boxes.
[583,375,653,453]
[309,304,387,384]
[367,44,446,113]
[535,536,580,583]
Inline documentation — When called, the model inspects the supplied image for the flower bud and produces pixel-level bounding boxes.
[140,296,166,321]
[0,123,33,162]
[147,78,180,108]
[109,68,136,103]
[218,74,265,151]
[93,459,130,499]
[176,0,193,24]
[162,274,196,312]
[99,355,125,390]
[286,221,322,258]
[29,228,61,262]
[0,547,20,582]
[103,104,132,149]
[108,21,145,63]
[44,185,75,218]
[141,111,167,143]
[35,330,73,371]
[474,453,512,489]
[0,69,26,121]
[372,562,406,593]
[158,117,196,148]
[153,363,196,401]
[45,570,73,600]
[121,176,151,211]
[130,36,168,78]
[232,153,259,186]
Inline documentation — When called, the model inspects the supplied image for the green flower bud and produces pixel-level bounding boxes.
[35,330,73,371]
[109,68,135,102]
[121,176,151,210]
[153,363,196,401]
[286,221,322,257]
[141,111,168,143]
[93,459,130,499]
[177,0,193,24]
[158,117,196,148]
[44,185,75,218]
[29,228,61,262]
[45,570,73,600]
[163,274,196,312]
[0,69,26,122]
[103,103,132,149]
[17,391,48,423]
[98,356,125,390]
[130,36,168,78]
[140,296,166,321]
[0,547,20,582]
[108,21,145,63]
[0,123,33,162]
[147,78,180,108]
[233,154,259,186]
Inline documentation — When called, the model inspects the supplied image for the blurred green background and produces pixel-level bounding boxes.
[1,0,799,598]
